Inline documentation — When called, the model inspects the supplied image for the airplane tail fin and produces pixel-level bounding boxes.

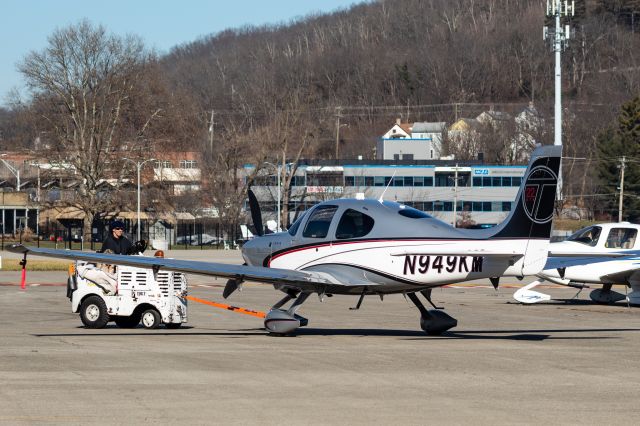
[489,145,562,240]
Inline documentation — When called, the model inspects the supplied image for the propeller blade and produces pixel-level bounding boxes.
[247,189,264,236]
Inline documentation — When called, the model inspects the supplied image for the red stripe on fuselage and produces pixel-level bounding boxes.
[266,237,541,266]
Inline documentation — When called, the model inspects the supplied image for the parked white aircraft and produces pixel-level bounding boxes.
[10,145,562,335]
[514,222,640,305]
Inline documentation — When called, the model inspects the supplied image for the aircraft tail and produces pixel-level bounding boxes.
[489,145,562,240]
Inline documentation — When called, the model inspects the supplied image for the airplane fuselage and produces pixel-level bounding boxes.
[242,199,550,295]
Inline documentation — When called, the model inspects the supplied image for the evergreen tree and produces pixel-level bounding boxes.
[597,96,640,221]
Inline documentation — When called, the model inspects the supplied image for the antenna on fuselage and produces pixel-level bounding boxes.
[378,170,397,203]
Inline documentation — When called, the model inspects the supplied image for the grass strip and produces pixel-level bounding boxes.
[1,260,71,271]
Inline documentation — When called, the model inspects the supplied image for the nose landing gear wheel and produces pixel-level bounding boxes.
[141,309,161,329]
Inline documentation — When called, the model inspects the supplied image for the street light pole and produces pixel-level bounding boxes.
[264,161,281,232]
[0,158,20,191]
[124,158,156,241]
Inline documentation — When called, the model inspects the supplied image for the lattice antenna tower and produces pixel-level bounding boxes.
[544,0,575,147]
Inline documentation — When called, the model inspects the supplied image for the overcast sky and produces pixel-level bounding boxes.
[1,0,362,107]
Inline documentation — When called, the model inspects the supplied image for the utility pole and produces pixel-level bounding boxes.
[335,107,343,159]
[453,164,459,228]
[208,110,215,151]
[619,156,626,222]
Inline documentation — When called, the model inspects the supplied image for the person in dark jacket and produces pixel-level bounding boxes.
[99,220,132,254]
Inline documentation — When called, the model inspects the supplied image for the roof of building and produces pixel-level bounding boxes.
[412,122,446,133]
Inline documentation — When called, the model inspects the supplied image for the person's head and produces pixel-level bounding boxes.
[110,220,125,238]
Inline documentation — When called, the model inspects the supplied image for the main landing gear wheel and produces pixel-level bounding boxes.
[264,291,311,335]
[141,309,161,329]
[590,284,626,304]
[80,296,109,329]
[407,292,457,335]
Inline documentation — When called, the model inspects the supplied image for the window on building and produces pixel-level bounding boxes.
[501,177,511,186]
[443,202,453,211]
[482,202,492,212]
[336,209,375,239]
[473,177,482,186]
[424,177,434,186]
[306,172,343,186]
[413,177,424,187]
[154,160,173,169]
[393,154,400,160]
[502,202,512,211]
[403,154,414,160]
[512,177,522,186]
[482,176,492,187]
[492,176,501,186]
[403,177,413,186]
[365,176,374,187]
[374,176,385,187]
[344,176,355,186]
[303,205,338,238]
[180,160,198,169]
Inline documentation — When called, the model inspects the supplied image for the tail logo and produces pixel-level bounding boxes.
[521,165,557,225]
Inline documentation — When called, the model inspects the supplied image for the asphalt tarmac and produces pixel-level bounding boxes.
[1,250,640,424]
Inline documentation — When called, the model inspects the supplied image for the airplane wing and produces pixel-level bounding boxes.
[7,244,369,294]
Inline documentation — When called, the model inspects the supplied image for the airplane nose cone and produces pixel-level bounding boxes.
[241,237,266,266]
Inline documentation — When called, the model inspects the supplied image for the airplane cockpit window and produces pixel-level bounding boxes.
[302,205,338,238]
[567,226,602,246]
[398,206,432,219]
[605,228,637,249]
[335,209,375,239]
[288,212,307,236]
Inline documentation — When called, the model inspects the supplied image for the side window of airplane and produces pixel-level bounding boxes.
[567,226,602,247]
[335,209,375,239]
[605,228,638,249]
[303,205,338,238]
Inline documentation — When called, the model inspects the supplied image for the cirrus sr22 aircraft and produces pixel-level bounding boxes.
[10,145,561,335]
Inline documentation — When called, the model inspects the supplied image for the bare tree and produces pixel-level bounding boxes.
[18,20,161,241]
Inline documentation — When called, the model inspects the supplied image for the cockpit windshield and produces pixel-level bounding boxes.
[288,212,307,236]
[567,226,602,247]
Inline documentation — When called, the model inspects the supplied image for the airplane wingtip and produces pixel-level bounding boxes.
[7,244,28,254]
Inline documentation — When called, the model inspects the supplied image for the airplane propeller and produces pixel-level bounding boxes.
[248,188,264,236]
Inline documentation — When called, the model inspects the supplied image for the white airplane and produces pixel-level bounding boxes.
[514,222,640,305]
[9,145,562,335]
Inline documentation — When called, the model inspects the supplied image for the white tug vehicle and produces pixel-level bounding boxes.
[68,257,188,329]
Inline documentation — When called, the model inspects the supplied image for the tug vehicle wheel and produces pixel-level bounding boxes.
[80,296,109,329]
[114,315,140,328]
[141,309,161,329]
